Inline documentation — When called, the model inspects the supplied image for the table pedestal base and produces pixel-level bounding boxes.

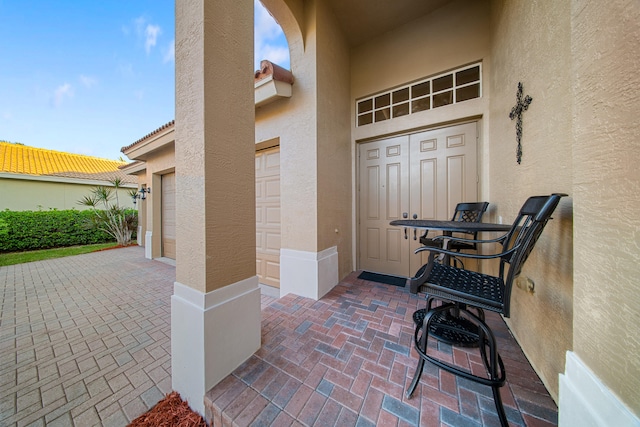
[412,307,480,348]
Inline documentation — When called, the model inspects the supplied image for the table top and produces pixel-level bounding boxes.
[389,219,512,233]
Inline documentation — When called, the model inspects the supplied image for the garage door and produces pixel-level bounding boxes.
[161,173,176,259]
[255,147,281,288]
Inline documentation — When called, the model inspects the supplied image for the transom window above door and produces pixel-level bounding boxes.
[356,63,482,127]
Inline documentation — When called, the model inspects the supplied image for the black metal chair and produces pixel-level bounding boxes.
[419,201,489,268]
[412,201,490,335]
[406,194,566,427]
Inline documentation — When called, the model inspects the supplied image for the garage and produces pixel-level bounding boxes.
[255,147,281,288]
[161,172,176,259]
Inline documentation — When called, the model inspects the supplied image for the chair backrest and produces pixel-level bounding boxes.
[499,194,566,317]
[451,202,489,223]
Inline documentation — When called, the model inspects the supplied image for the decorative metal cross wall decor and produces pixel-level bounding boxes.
[509,82,533,164]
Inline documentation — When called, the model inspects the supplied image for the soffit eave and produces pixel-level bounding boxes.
[123,129,175,161]
[119,161,147,176]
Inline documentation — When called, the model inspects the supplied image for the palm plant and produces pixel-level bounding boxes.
[78,178,137,247]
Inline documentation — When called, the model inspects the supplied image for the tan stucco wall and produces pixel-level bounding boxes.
[256,0,353,279]
[489,0,573,401]
[133,145,175,258]
[0,177,135,211]
[350,0,492,196]
[315,1,352,280]
[571,0,640,416]
[175,0,256,293]
[351,0,490,101]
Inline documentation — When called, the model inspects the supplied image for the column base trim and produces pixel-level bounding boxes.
[144,231,152,259]
[171,276,261,415]
[280,246,339,300]
[559,351,639,427]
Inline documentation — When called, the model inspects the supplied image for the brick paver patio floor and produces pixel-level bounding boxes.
[208,272,559,427]
[1,246,558,426]
[0,246,174,427]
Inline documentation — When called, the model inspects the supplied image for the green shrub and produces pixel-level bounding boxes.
[79,181,138,247]
[0,209,138,253]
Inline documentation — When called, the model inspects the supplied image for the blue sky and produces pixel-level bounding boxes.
[0,1,289,161]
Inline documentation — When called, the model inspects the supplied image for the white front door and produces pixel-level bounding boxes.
[358,135,411,276]
[358,122,478,277]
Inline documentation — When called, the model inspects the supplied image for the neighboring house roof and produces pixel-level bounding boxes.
[0,142,136,184]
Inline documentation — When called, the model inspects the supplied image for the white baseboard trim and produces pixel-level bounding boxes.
[559,351,639,427]
[280,246,339,300]
[171,276,261,415]
[144,231,152,259]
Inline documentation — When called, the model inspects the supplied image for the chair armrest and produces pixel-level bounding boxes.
[430,233,508,245]
[414,243,518,260]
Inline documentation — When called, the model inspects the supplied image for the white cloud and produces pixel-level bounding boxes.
[52,83,73,108]
[254,0,289,69]
[145,24,161,54]
[134,16,146,35]
[254,0,282,41]
[79,75,97,88]
[258,46,289,68]
[163,40,175,63]
[131,16,162,55]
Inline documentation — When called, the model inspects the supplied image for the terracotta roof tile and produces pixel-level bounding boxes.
[121,120,175,153]
[0,142,136,184]
[254,60,294,84]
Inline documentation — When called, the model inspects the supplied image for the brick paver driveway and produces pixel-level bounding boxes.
[0,246,174,426]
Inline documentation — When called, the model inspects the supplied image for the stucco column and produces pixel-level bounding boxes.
[277,0,348,301]
[171,0,259,415]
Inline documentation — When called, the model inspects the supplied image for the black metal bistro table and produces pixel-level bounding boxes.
[390,219,512,347]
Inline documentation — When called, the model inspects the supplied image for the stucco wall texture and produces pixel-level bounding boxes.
[136,146,174,259]
[571,0,640,416]
[0,179,135,211]
[489,0,573,402]
[175,0,256,293]
[255,0,353,280]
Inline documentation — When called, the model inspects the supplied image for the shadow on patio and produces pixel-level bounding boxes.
[205,271,558,426]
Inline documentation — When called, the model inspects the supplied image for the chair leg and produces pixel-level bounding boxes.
[406,357,424,398]
[492,385,509,426]
[408,306,509,426]
[473,313,508,427]
[407,306,449,399]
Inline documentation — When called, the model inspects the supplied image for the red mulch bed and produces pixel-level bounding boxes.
[128,392,207,427]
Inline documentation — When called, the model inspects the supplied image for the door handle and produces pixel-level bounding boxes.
[413,228,417,240]
[403,213,408,239]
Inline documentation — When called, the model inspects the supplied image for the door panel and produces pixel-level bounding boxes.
[408,122,478,274]
[358,136,410,276]
[256,147,281,288]
[358,122,478,277]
